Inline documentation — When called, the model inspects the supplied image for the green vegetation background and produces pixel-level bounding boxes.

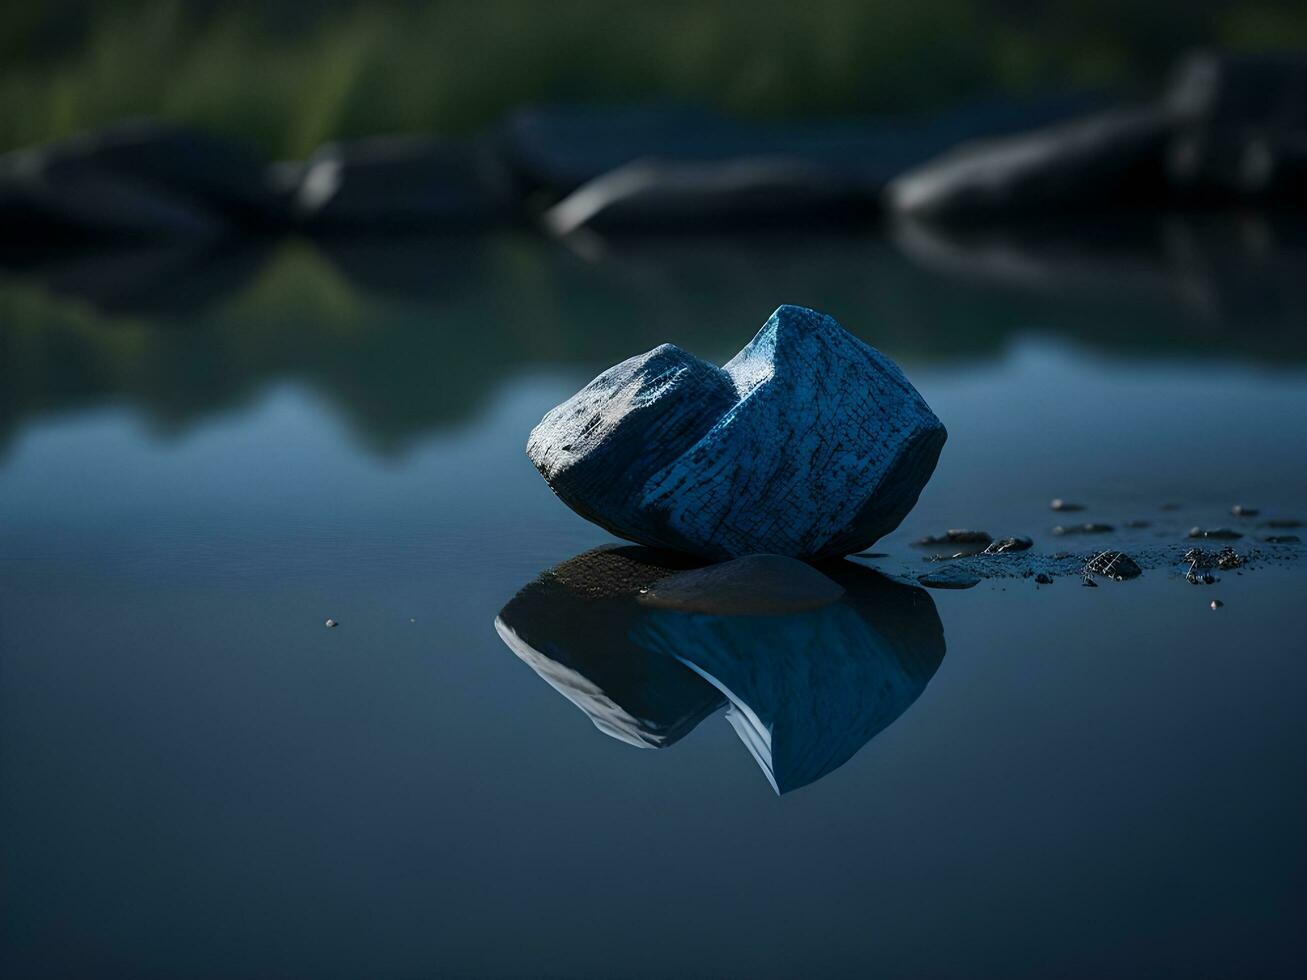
[3,0,1306,157]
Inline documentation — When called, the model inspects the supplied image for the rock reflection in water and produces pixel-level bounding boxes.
[494,546,946,794]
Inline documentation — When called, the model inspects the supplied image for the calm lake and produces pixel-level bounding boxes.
[3,223,1306,978]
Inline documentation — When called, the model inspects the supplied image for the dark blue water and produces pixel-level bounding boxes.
[2,228,1306,978]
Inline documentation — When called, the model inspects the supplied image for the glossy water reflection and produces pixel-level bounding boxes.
[4,228,1307,978]
[497,547,945,793]
[5,213,1307,459]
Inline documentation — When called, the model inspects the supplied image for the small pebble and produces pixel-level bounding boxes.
[1125,519,1151,528]
[1230,505,1259,517]
[1034,573,1054,585]
[1262,518,1303,529]
[1210,600,1223,610]
[1262,535,1300,544]
[325,619,338,628]
[1050,499,1084,512]
[1160,502,1182,511]
[1053,523,1114,535]
[1188,527,1242,540]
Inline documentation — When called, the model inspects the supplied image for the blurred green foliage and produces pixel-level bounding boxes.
[2,0,1306,157]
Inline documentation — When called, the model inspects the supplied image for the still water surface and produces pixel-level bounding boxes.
[2,228,1305,978]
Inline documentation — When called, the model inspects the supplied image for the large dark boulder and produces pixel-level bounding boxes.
[1165,51,1307,204]
[10,120,286,230]
[0,166,224,248]
[0,120,292,246]
[527,305,946,561]
[499,96,1108,204]
[886,105,1173,221]
[286,135,518,231]
[542,157,879,235]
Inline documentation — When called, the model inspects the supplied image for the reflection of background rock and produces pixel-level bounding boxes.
[495,547,945,794]
[4,218,1307,461]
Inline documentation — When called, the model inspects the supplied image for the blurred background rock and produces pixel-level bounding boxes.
[4,0,1307,456]
[3,0,1305,157]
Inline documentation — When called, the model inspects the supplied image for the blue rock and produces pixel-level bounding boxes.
[528,305,946,560]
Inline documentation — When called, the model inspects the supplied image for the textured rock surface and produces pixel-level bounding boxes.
[528,305,946,560]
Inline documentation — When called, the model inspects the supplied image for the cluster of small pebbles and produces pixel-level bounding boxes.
[1084,550,1143,582]
[894,499,1301,596]
[1183,546,1246,570]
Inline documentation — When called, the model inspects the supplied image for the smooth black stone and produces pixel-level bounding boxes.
[886,105,1173,221]
[1,120,288,239]
[0,164,224,246]
[1053,523,1114,535]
